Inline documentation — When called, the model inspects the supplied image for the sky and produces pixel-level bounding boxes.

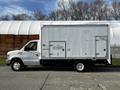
[0,0,58,16]
[0,0,119,16]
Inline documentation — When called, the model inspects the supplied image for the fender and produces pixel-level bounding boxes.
[8,54,24,65]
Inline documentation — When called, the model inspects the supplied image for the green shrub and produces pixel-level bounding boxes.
[112,58,120,65]
[0,57,6,65]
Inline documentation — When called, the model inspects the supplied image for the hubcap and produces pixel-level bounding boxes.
[76,63,84,71]
[13,62,21,70]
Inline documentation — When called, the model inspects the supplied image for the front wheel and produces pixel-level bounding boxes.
[74,62,85,72]
[11,60,23,71]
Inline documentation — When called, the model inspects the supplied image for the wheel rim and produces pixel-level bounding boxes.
[76,63,84,71]
[13,62,21,70]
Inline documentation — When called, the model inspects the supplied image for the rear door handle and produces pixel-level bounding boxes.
[104,49,106,51]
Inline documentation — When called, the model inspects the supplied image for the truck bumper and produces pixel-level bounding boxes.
[6,59,11,66]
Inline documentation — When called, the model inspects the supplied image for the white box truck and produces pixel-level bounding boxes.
[6,24,111,72]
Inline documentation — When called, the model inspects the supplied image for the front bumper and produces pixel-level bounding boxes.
[6,59,11,66]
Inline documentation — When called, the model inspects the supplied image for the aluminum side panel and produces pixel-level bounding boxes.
[41,25,109,59]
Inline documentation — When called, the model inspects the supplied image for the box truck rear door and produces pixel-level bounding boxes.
[95,36,107,58]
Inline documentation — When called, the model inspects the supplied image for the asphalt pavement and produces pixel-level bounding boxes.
[0,66,120,90]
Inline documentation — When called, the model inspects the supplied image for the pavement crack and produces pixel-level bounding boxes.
[97,84,106,90]
[40,73,49,90]
[91,75,106,90]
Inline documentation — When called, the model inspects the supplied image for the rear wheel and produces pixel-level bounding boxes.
[11,60,23,71]
[74,62,85,72]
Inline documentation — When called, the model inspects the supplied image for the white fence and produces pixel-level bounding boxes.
[111,46,120,58]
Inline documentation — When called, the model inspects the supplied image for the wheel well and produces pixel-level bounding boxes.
[10,58,24,65]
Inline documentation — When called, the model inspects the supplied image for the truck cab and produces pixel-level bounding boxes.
[6,40,41,71]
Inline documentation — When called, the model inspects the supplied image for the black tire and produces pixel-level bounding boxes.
[11,60,23,71]
[74,62,86,72]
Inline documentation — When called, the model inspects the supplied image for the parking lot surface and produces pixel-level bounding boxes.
[0,66,120,90]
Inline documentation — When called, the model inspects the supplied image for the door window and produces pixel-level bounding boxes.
[25,42,37,51]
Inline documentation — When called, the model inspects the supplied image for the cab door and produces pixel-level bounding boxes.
[22,41,40,65]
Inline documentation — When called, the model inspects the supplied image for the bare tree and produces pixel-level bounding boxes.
[12,14,31,20]
[49,0,111,20]
[49,0,71,20]
[38,0,120,20]
[49,10,60,20]
[0,15,10,20]
[70,1,89,20]
[0,0,119,21]
[33,10,46,20]
[89,0,108,20]
[112,1,120,20]
[57,0,71,20]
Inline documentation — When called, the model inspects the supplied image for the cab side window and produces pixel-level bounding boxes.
[25,42,37,51]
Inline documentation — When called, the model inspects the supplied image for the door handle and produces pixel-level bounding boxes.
[104,49,106,51]
[36,54,39,56]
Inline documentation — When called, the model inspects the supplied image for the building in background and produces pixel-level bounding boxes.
[0,21,120,58]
